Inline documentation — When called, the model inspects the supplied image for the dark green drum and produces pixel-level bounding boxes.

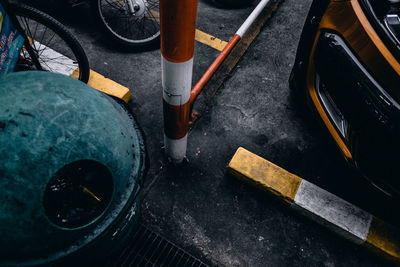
[0,72,146,265]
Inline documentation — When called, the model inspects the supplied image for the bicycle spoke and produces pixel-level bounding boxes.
[20,17,42,57]
[147,1,159,10]
[95,0,160,47]
[138,17,146,38]
[146,10,160,33]
[38,23,49,51]
[44,28,58,49]
[21,17,35,44]
[16,13,78,74]
[10,4,89,82]
[103,0,126,11]
[126,16,135,38]
[33,18,39,41]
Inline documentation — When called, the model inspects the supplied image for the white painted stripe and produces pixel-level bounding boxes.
[236,0,271,37]
[28,41,77,76]
[292,180,372,244]
[164,134,188,164]
[161,56,193,106]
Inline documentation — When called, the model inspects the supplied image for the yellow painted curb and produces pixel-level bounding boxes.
[195,29,228,51]
[71,69,131,103]
[366,217,400,262]
[227,147,400,264]
[227,147,302,204]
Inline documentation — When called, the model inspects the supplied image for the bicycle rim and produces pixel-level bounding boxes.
[13,8,89,82]
[97,0,160,46]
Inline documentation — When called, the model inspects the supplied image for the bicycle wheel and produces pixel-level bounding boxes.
[9,3,90,83]
[90,0,160,50]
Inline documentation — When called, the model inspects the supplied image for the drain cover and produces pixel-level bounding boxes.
[111,224,209,267]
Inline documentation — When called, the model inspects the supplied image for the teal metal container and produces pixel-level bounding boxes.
[0,72,146,265]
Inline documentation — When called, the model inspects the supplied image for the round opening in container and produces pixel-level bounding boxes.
[43,160,114,229]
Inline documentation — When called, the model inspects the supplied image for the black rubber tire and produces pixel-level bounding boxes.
[89,0,160,51]
[9,3,90,83]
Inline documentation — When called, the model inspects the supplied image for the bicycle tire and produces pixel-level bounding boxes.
[9,3,90,83]
[90,0,160,51]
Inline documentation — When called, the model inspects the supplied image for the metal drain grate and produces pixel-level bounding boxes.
[111,223,209,267]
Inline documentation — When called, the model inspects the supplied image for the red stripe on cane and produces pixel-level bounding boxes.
[163,99,190,139]
[190,34,241,105]
[160,0,198,63]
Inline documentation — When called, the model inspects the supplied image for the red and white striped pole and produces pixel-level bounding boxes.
[160,0,198,163]
[190,0,271,105]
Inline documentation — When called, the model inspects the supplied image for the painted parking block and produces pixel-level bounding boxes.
[71,69,131,103]
[28,41,131,103]
[227,147,400,263]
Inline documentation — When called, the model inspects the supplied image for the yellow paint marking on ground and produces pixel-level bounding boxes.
[365,217,400,262]
[195,29,228,51]
[227,147,302,204]
[71,69,131,103]
[147,10,227,51]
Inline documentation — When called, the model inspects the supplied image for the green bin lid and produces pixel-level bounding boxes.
[0,71,145,265]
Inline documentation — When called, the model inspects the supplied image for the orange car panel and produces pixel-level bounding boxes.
[306,0,400,160]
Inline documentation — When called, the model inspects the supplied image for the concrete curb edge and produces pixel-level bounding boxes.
[227,147,400,263]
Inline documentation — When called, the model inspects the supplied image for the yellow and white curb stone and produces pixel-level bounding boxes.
[227,147,400,263]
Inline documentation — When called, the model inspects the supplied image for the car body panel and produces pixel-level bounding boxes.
[290,0,400,196]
